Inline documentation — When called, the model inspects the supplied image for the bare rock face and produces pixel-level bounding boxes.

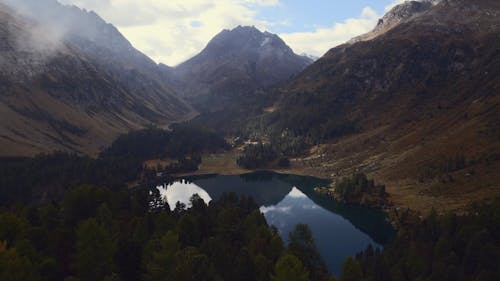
[0,0,195,156]
[169,26,312,111]
[350,0,441,43]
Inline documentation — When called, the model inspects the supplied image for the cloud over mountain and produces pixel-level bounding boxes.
[58,0,405,65]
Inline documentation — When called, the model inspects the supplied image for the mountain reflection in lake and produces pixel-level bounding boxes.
[156,172,394,275]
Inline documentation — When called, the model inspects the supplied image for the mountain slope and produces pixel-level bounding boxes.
[0,1,195,157]
[350,0,440,43]
[169,26,312,112]
[261,0,500,212]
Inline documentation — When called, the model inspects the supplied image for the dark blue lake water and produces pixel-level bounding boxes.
[156,171,394,275]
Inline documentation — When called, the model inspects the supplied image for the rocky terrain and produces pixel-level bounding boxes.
[0,0,195,156]
[258,0,500,213]
[350,0,441,43]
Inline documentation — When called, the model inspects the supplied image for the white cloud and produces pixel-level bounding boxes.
[385,0,406,11]
[260,205,292,214]
[59,0,280,66]
[279,7,379,58]
[278,0,411,58]
[57,0,407,65]
[288,187,307,198]
[157,180,212,211]
[245,0,280,6]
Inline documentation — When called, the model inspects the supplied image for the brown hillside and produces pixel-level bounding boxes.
[0,2,195,156]
[266,0,500,213]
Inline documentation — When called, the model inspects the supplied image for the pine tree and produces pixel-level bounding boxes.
[272,254,310,281]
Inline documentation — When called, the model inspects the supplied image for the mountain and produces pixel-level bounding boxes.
[259,0,500,212]
[169,26,313,112]
[349,0,440,43]
[0,0,195,157]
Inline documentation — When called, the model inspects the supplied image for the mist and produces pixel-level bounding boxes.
[2,0,68,54]
[2,0,125,57]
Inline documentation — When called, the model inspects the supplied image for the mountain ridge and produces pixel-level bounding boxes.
[168,25,312,112]
[349,0,440,44]
[0,0,195,157]
[253,0,500,212]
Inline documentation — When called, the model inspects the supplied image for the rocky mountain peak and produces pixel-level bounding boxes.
[169,26,313,111]
[350,0,441,43]
[204,25,293,58]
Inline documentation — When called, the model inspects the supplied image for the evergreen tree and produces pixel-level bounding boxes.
[341,257,363,281]
[145,231,180,281]
[272,253,310,281]
[173,247,218,281]
[75,219,116,281]
[0,241,36,281]
[288,224,328,281]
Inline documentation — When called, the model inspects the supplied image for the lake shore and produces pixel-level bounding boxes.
[174,149,326,178]
[173,149,466,218]
[172,150,437,229]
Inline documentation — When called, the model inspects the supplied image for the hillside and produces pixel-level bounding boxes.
[258,0,500,212]
[0,0,195,157]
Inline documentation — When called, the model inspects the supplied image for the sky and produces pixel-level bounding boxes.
[58,0,405,66]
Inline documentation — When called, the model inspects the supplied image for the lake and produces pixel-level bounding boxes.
[156,171,394,275]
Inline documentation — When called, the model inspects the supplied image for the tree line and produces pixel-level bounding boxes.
[0,184,334,281]
[0,125,228,205]
[334,173,387,206]
[352,199,500,281]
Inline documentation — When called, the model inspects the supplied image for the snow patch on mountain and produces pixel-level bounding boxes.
[261,37,272,47]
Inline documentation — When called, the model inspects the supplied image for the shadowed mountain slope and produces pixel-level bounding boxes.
[259,0,500,212]
[168,26,312,112]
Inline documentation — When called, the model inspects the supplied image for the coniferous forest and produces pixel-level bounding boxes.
[354,200,500,281]
[0,184,327,281]
[1,127,499,281]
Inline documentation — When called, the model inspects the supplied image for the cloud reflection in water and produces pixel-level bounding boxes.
[157,180,212,211]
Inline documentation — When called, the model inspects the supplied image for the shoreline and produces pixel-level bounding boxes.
[174,149,327,179]
[166,148,491,219]
[173,150,423,230]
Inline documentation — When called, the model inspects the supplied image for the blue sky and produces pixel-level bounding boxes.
[60,0,403,65]
[252,0,396,33]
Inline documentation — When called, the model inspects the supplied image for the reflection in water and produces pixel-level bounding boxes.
[261,187,380,274]
[157,180,212,211]
[192,173,293,207]
[155,172,394,276]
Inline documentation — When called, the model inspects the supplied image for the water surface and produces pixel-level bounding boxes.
[157,172,393,275]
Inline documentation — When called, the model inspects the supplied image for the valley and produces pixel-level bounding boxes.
[0,0,499,280]
[1,0,497,215]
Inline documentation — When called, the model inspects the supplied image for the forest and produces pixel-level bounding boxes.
[237,142,279,169]
[2,174,498,281]
[334,174,387,206]
[0,125,336,281]
[354,199,500,281]
[0,184,335,281]
[1,126,499,281]
[0,124,228,205]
